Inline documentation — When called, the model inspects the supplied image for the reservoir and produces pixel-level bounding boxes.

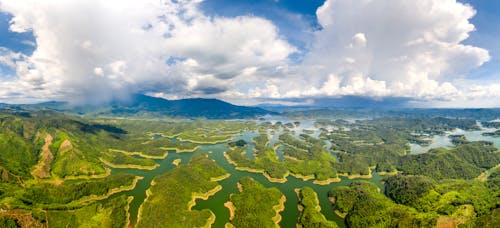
[110,127,383,227]
[111,121,498,227]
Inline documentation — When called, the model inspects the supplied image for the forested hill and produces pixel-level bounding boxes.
[32,94,273,119]
[109,94,272,119]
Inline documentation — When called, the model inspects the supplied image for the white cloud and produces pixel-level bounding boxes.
[243,0,496,106]
[0,0,295,104]
[0,47,24,69]
[0,0,498,107]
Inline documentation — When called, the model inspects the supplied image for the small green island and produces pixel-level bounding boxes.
[225,177,285,228]
[137,153,229,227]
[297,187,338,228]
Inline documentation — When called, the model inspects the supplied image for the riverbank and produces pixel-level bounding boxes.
[338,169,373,179]
[136,179,155,225]
[329,196,347,219]
[109,149,168,159]
[224,152,288,183]
[289,173,315,181]
[313,177,341,185]
[272,195,286,227]
[40,167,112,186]
[224,193,286,228]
[99,158,159,170]
[188,185,223,210]
[378,170,399,176]
[224,201,235,220]
[125,196,134,228]
[210,173,231,182]
[161,145,200,153]
[42,176,144,210]
[177,137,234,145]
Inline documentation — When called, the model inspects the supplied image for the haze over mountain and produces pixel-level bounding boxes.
[32,94,272,119]
[0,0,499,108]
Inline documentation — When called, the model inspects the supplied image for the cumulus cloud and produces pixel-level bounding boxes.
[0,0,295,104]
[0,0,498,107]
[244,0,493,105]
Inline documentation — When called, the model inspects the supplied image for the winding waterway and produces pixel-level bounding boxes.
[110,120,499,227]
[409,125,500,154]
[109,126,383,227]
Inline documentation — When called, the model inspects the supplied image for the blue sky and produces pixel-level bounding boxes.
[0,0,499,107]
[205,0,500,81]
[460,0,500,81]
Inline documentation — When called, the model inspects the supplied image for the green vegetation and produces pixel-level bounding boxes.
[449,134,469,145]
[398,141,500,179]
[225,135,288,182]
[226,177,285,228]
[47,195,129,228]
[21,173,136,208]
[281,134,338,182]
[384,175,435,207]
[331,181,437,227]
[228,139,248,148]
[226,132,339,183]
[383,174,499,227]
[297,187,338,228]
[1,108,499,227]
[137,153,228,227]
[101,150,157,169]
[482,130,500,137]
[0,217,18,228]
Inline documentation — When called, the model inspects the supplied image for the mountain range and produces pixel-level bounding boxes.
[29,94,273,119]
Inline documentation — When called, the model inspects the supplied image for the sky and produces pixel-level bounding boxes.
[0,0,499,107]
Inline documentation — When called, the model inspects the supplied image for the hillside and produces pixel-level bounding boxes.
[33,94,273,119]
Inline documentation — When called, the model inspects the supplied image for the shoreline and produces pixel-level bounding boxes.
[329,196,347,219]
[202,211,216,228]
[224,194,286,228]
[263,172,288,183]
[187,185,223,210]
[100,158,159,170]
[313,177,341,185]
[43,175,144,210]
[224,152,288,183]
[272,195,287,227]
[210,173,231,182]
[338,170,373,179]
[136,179,155,225]
[296,188,331,223]
[172,158,181,166]
[378,170,399,176]
[224,201,235,220]
[109,149,168,159]
[289,173,315,181]
[47,167,112,185]
[177,137,233,145]
[125,196,134,228]
[161,145,200,153]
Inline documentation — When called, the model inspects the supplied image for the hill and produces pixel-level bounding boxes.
[33,94,273,119]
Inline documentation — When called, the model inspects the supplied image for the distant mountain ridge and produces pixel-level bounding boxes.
[33,94,273,119]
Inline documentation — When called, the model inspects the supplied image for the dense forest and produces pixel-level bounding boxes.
[0,107,498,227]
[137,153,228,227]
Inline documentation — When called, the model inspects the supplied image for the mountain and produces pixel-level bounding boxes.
[34,94,274,119]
